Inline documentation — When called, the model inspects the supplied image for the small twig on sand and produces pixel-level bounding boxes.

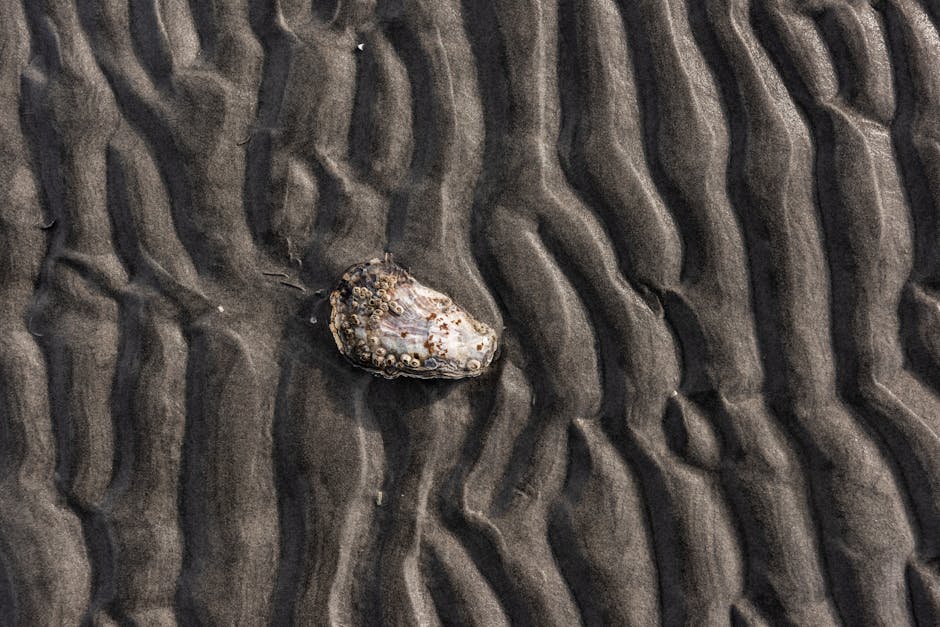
[279,281,306,292]
[262,271,289,278]
[39,219,56,230]
[236,136,251,146]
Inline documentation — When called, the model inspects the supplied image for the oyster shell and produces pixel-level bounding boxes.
[329,258,498,379]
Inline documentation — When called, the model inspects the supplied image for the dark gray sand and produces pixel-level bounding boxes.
[2,0,940,624]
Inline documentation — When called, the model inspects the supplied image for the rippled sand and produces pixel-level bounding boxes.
[1,1,940,624]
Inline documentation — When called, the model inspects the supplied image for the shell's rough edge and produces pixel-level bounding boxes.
[329,258,499,379]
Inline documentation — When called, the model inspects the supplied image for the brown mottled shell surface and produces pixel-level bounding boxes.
[329,259,499,379]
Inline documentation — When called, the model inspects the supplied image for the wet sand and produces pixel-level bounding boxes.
[1,0,940,624]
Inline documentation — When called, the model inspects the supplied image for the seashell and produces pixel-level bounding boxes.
[329,258,499,379]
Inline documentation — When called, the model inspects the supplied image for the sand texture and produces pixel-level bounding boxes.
[2,0,940,624]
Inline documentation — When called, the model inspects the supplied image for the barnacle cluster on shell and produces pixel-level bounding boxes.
[329,258,498,379]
